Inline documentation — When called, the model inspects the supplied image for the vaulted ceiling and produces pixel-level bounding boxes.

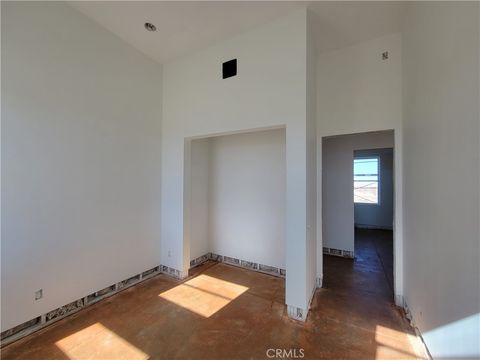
[69,1,406,64]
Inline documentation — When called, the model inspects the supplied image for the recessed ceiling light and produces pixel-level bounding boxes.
[144,22,156,32]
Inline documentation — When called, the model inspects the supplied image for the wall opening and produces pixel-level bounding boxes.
[321,130,396,300]
[187,128,286,273]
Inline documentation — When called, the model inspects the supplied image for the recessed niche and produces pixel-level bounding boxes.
[187,128,286,270]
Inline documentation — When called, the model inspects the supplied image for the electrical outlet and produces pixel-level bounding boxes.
[35,289,43,300]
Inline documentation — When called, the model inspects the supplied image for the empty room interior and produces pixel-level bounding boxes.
[1,1,479,360]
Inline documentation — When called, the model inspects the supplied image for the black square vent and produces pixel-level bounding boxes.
[222,59,237,79]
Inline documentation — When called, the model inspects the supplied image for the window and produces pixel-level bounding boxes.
[354,157,379,204]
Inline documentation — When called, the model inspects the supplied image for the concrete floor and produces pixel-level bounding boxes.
[1,230,425,359]
[354,228,395,298]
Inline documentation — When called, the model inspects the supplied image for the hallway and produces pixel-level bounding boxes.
[318,229,421,358]
[354,228,394,298]
[322,229,394,302]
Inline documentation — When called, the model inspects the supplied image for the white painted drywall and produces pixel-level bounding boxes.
[189,138,211,260]
[316,33,403,300]
[402,2,480,357]
[207,129,286,268]
[1,2,163,331]
[354,148,394,229]
[322,131,394,253]
[306,10,317,298]
[317,33,402,138]
[162,9,315,311]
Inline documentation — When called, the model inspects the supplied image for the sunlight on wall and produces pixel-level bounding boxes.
[374,325,426,360]
[422,313,480,358]
[159,274,248,317]
[55,322,149,360]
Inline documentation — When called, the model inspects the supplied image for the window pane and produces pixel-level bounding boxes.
[354,158,379,204]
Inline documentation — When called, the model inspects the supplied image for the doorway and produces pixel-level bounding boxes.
[353,148,394,298]
[322,130,395,301]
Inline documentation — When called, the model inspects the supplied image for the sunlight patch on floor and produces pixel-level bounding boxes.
[159,274,249,317]
[375,325,426,359]
[55,322,149,360]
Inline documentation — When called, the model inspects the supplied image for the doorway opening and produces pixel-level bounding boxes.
[322,130,395,302]
[354,147,394,298]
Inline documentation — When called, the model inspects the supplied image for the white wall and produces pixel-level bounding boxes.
[354,148,394,229]
[316,33,403,300]
[1,2,163,331]
[162,9,315,311]
[317,33,402,138]
[306,10,317,298]
[189,138,210,260]
[402,2,480,358]
[207,129,286,268]
[322,131,394,253]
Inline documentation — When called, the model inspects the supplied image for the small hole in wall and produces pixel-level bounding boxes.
[222,59,237,79]
[382,51,389,60]
[35,289,43,300]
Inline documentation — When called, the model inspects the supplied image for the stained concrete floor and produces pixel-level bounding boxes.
[1,230,425,359]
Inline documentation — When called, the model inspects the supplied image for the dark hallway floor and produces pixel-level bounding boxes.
[353,228,394,298]
[2,232,424,359]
